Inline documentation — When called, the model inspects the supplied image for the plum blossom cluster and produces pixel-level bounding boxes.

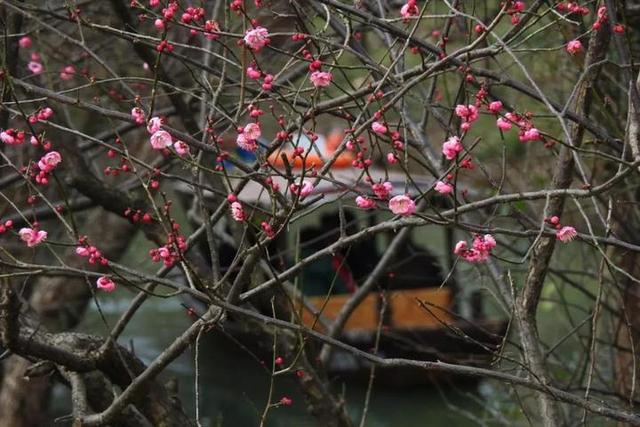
[299,46,333,89]
[236,122,261,152]
[151,2,222,42]
[140,116,189,155]
[28,107,54,125]
[455,104,479,131]
[246,65,274,91]
[123,208,154,224]
[290,180,314,199]
[149,233,187,267]
[0,219,13,234]
[76,237,108,266]
[261,221,276,238]
[454,234,497,263]
[28,52,43,75]
[545,216,578,243]
[495,111,541,142]
[59,65,76,81]
[131,107,145,124]
[505,0,526,25]
[1,128,26,145]
[20,37,74,78]
[555,1,589,15]
[593,5,608,30]
[372,181,393,199]
[346,134,375,169]
[203,20,222,40]
[34,151,62,185]
[355,181,396,210]
[243,26,270,51]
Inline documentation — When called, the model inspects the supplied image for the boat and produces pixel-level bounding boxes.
[175,132,508,382]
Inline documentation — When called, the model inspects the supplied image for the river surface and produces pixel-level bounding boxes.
[49,293,492,426]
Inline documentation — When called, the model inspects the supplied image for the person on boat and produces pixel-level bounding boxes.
[298,226,358,296]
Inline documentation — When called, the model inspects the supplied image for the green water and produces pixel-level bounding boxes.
[62,293,490,427]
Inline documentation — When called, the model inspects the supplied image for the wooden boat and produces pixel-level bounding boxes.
[176,134,508,382]
[295,286,506,382]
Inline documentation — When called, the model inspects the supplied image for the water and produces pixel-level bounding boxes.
[58,292,489,426]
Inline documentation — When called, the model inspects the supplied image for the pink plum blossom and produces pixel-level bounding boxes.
[371,121,388,135]
[131,107,145,124]
[174,141,189,156]
[19,36,32,49]
[355,196,376,209]
[244,26,270,50]
[434,181,453,194]
[488,101,503,113]
[147,117,163,134]
[310,71,333,88]
[236,123,261,151]
[204,20,221,40]
[400,0,419,19]
[454,234,496,263]
[1,131,22,145]
[246,66,262,80]
[372,181,393,199]
[28,61,43,74]
[566,40,583,55]
[19,227,47,247]
[230,201,245,221]
[38,151,62,172]
[38,107,54,121]
[243,122,261,140]
[262,74,274,91]
[388,194,416,216]
[60,65,76,81]
[523,128,540,141]
[556,226,577,243]
[290,181,314,198]
[1,132,14,145]
[96,276,116,292]
[76,246,90,257]
[442,136,463,160]
[149,130,172,150]
[454,240,468,255]
[497,117,513,131]
[236,133,257,151]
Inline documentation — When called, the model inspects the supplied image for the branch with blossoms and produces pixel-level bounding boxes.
[1,0,640,425]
